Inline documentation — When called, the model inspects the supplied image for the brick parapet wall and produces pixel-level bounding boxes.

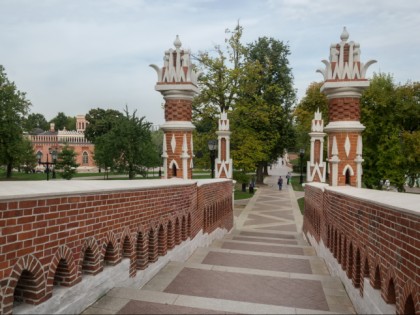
[0,179,232,314]
[303,183,419,314]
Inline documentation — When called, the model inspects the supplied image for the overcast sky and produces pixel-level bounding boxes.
[1,0,419,125]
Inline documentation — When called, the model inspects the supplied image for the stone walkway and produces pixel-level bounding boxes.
[82,167,355,314]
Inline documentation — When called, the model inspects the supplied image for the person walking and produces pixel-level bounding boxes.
[286,172,291,185]
[278,176,283,190]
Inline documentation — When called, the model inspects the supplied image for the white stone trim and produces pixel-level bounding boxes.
[324,121,365,132]
[160,121,196,131]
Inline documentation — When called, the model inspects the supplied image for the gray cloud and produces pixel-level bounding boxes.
[1,0,419,124]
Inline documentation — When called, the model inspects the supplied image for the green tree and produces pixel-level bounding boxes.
[50,112,76,131]
[361,73,420,191]
[23,113,49,132]
[55,144,79,180]
[293,82,329,153]
[241,36,296,182]
[0,65,31,178]
[84,108,124,142]
[94,107,158,179]
[17,138,38,173]
[193,25,296,182]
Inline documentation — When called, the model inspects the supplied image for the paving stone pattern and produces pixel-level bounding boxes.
[82,167,356,314]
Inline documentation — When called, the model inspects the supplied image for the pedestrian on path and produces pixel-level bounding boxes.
[277,176,283,190]
[286,172,291,185]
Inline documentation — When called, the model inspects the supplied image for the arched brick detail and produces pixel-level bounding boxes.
[371,261,382,290]
[187,212,192,237]
[136,225,149,270]
[352,247,361,288]
[3,254,49,314]
[382,268,398,305]
[167,217,175,250]
[397,282,417,315]
[181,214,187,241]
[333,229,338,258]
[79,237,103,276]
[47,245,80,292]
[337,233,342,263]
[102,231,121,266]
[148,225,159,263]
[158,222,167,256]
[346,241,354,279]
[341,236,347,271]
[175,216,181,245]
[120,227,133,258]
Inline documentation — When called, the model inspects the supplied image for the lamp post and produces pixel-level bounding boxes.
[207,139,217,179]
[37,148,57,181]
[299,148,305,184]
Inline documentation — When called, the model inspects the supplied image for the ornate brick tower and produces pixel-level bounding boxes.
[151,36,199,179]
[215,110,232,179]
[307,109,326,183]
[317,27,376,187]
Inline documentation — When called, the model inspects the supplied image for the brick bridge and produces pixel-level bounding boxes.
[0,174,419,314]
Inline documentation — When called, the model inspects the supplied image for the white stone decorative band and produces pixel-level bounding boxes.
[160,121,196,131]
[324,121,365,132]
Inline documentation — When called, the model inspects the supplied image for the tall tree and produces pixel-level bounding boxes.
[94,107,158,179]
[84,108,124,142]
[241,36,296,182]
[193,25,296,181]
[0,65,31,178]
[49,112,76,131]
[23,113,49,132]
[55,144,79,180]
[293,82,329,153]
[360,73,419,190]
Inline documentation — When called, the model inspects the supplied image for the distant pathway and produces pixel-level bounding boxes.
[82,166,355,314]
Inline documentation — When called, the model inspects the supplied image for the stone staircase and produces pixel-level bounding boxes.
[82,173,355,314]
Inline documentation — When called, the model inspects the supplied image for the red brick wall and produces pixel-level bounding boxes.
[0,180,232,314]
[164,99,192,121]
[303,184,419,315]
[165,131,193,179]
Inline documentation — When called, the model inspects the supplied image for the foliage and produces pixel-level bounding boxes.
[93,106,159,179]
[192,25,296,182]
[293,82,329,153]
[361,73,420,190]
[232,170,250,184]
[55,144,79,180]
[17,138,38,173]
[0,65,32,178]
[84,108,124,142]
[49,112,76,131]
[23,113,49,132]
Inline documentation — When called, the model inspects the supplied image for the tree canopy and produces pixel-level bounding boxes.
[361,73,420,190]
[192,24,296,181]
[0,65,32,178]
[91,106,159,179]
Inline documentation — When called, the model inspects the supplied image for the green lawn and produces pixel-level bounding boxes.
[297,197,305,215]
[291,175,305,191]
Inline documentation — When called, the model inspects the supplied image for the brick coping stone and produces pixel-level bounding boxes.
[0,178,232,201]
[306,182,420,215]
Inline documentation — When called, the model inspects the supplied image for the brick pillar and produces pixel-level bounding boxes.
[307,109,326,183]
[215,110,233,179]
[317,27,376,187]
[150,35,199,179]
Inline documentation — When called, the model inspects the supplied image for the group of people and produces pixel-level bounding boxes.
[277,172,292,190]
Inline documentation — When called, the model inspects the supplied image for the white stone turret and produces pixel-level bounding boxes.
[307,109,327,183]
[215,110,233,179]
[150,36,199,179]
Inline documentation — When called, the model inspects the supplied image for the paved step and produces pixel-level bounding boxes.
[82,170,356,315]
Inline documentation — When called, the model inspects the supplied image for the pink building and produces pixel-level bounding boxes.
[26,115,96,172]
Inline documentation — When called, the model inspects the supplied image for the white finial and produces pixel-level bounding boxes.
[174,35,182,50]
[340,27,349,42]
